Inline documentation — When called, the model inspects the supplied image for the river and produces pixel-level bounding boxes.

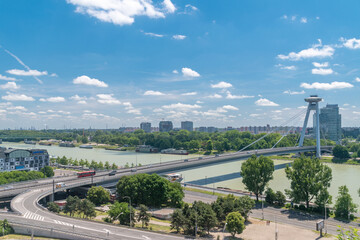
[2,142,360,206]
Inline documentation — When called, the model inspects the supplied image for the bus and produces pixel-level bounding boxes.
[77,170,96,178]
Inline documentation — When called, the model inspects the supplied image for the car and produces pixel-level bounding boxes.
[215,154,220,157]
[184,159,188,162]
[198,157,203,160]
[108,170,117,176]
[131,168,137,172]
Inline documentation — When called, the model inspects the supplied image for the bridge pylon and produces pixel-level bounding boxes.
[299,95,322,158]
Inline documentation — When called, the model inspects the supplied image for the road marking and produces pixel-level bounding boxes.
[142,235,151,240]
[53,220,73,226]
[23,211,44,221]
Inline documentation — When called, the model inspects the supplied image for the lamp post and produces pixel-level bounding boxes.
[324,198,329,235]
[123,196,132,227]
[262,194,264,220]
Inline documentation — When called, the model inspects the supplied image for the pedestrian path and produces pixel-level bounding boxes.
[54,219,74,227]
[23,211,44,221]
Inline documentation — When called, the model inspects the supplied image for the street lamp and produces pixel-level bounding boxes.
[123,196,132,227]
[324,198,330,235]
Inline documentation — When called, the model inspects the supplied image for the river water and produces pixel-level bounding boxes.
[2,142,360,206]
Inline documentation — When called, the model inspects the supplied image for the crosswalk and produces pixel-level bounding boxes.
[54,220,74,227]
[23,211,44,221]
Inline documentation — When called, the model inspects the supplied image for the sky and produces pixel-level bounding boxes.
[0,0,360,129]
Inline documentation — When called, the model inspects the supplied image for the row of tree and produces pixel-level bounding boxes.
[48,196,97,219]
[0,170,45,185]
[52,156,118,170]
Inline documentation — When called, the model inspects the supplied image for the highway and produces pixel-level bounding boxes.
[0,146,334,239]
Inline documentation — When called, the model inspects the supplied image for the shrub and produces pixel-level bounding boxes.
[275,191,286,206]
[265,188,276,205]
[285,203,291,209]
[299,204,306,211]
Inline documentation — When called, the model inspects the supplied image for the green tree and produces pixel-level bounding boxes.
[79,199,96,219]
[337,226,360,240]
[111,163,118,170]
[40,166,54,178]
[0,219,14,236]
[137,204,151,228]
[265,188,276,205]
[240,155,274,201]
[334,185,357,219]
[168,182,184,207]
[206,140,213,152]
[48,202,60,213]
[226,212,245,237]
[64,196,81,217]
[275,191,286,206]
[285,155,332,208]
[107,201,135,226]
[171,209,186,233]
[235,196,255,221]
[105,161,111,170]
[192,201,217,234]
[333,145,350,159]
[87,186,110,205]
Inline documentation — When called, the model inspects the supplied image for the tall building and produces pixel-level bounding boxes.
[181,121,193,132]
[314,104,341,143]
[0,148,49,172]
[159,121,173,132]
[140,122,151,133]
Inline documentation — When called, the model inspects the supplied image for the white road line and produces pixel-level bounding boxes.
[23,211,44,221]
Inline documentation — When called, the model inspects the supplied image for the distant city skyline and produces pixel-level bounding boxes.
[0,1,360,129]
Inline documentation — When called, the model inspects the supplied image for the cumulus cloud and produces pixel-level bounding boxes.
[7,106,27,111]
[207,94,222,99]
[73,75,108,88]
[70,95,87,101]
[0,82,19,90]
[283,90,305,95]
[0,74,17,81]
[300,17,307,23]
[143,32,164,37]
[144,90,166,96]
[211,81,232,89]
[311,68,334,75]
[66,0,173,26]
[2,93,35,101]
[173,35,186,40]
[278,44,334,61]
[300,81,354,90]
[39,97,66,102]
[226,91,254,99]
[255,98,279,107]
[96,94,121,105]
[185,4,198,11]
[181,92,197,96]
[172,70,178,74]
[275,64,296,70]
[6,69,47,76]
[312,62,329,68]
[123,102,141,115]
[356,77,360,82]
[182,67,200,77]
[342,37,360,49]
[222,105,238,111]
[162,103,201,111]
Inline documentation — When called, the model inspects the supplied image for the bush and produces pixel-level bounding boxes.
[265,188,276,205]
[299,204,306,211]
[48,202,60,213]
[275,191,286,206]
[0,219,14,236]
[285,203,291,209]
[350,214,355,220]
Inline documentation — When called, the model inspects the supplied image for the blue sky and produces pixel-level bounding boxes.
[0,0,359,129]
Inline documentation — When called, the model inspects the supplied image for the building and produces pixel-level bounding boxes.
[314,104,341,143]
[207,127,217,133]
[0,148,49,172]
[140,122,151,133]
[198,127,207,132]
[159,121,173,132]
[181,121,193,132]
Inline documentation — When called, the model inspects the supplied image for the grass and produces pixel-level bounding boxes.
[0,234,60,239]
[59,210,107,219]
[320,157,360,165]
[150,217,171,224]
[184,187,228,198]
[134,223,172,233]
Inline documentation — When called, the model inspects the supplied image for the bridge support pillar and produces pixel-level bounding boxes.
[299,95,322,158]
[49,194,54,202]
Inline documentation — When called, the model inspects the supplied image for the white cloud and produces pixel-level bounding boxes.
[143,32,164,37]
[342,38,360,49]
[172,70,178,74]
[278,44,334,61]
[211,81,232,89]
[162,103,201,111]
[0,82,19,90]
[144,90,165,96]
[283,90,305,95]
[222,105,238,111]
[67,0,171,26]
[182,67,200,77]
[300,81,354,90]
[355,77,360,82]
[311,68,334,75]
[185,4,198,11]
[7,106,27,111]
[0,74,16,81]
[255,98,279,107]
[123,102,141,115]
[207,94,222,99]
[70,94,87,101]
[78,100,87,104]
[2,93,35,101]
[6,69,47,76]
[250,113,261,117]
[39,97,66,103]
[226,91,254,99]
[173,35,186,40]
[276,64,296,70]
[73,75,108,88]
[312,62,329,68]
[50,73,58,77]
[300,17,307,23]
[181,92,197,96]
[163,0,176,13]
[96,94,121,105]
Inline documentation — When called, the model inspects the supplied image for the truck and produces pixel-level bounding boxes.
[55,182,66,189]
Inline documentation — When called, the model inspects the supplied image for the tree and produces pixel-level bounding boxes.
[171,209,186,233]
[105,161,111,170]
[87,186,110,205]
[337,226,359,240]
[168,182,184,207]
[107,201,135,226]
[64,196,81,217]
[137,204,151,228]
[240,155,274,201]
[275,191,286,206]
[235,196,255,221]
[79,199,96,219]
[111,163,118,170]
[48,202,60,213]
[285,155,332,208]
[192,201,217,235]
[265,188,276,205]
[206,140,213,152]
[333,145,350,159]
[0,219,14,236]
[226,212,245,237]
[40,166,54,178]
[334,185,357,219]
